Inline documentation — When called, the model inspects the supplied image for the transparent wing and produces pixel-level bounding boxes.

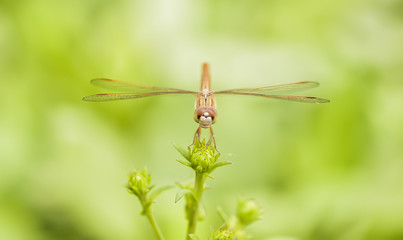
[90,78,195,93]
[215,81,320,95]
[254,94,329,103]
[82,92,195,102]
[214,81,329,103]
[82,78,197,102]
[214,92,329,103]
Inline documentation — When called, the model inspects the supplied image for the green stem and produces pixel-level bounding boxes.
[140,195,164,240]
[186,171,207,239]
[145,211,165,240]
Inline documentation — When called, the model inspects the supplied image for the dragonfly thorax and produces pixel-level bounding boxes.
[194,107,217,128]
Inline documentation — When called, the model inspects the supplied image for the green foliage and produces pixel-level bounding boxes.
[126,142,252,240]
[126,168,172,240]
[235,198,262,227]
[211,198,263,240]
[175,140,232,175]
[127,168,153,200]
[127,168,173,215]
[211,225,235,240]
[175,141,231,239]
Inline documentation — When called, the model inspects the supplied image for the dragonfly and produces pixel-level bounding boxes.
[83,63,329,149]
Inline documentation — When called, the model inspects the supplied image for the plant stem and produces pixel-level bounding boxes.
[186,171,207,239]
[139,194,164,240]
[146,211,165,240]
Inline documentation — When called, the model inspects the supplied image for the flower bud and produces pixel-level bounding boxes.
[236,198,262,226]
[126,168,152,198]
[212,225,235,240]
[189,140,219,173]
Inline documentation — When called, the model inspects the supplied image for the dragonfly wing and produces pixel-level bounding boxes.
[258,94,330,103]
[214,91,329,103]
[90,78,194,93]
[82,92,195,102]
[214,81,329,103]
[215,81,320,95]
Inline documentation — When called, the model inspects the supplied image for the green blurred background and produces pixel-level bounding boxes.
[1,0,403,239]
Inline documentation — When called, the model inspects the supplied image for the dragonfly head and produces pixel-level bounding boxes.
[194,107,217,128]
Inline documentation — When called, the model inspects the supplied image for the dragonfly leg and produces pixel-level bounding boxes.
[207,126,220,154]
[189,126,202,149]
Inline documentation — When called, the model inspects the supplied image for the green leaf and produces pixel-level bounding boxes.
[173,143,190,160]
[149,185,175,201]
[175,189,195,203]
[207,174,215,179]
[211,161,232,171]
[177,159,192,168]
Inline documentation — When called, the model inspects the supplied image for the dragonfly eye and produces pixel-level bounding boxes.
[193,112,202,123]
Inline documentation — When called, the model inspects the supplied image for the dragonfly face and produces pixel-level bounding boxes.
[193,106,217,128]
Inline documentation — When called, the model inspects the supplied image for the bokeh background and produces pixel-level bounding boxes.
[1,0,403,239]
